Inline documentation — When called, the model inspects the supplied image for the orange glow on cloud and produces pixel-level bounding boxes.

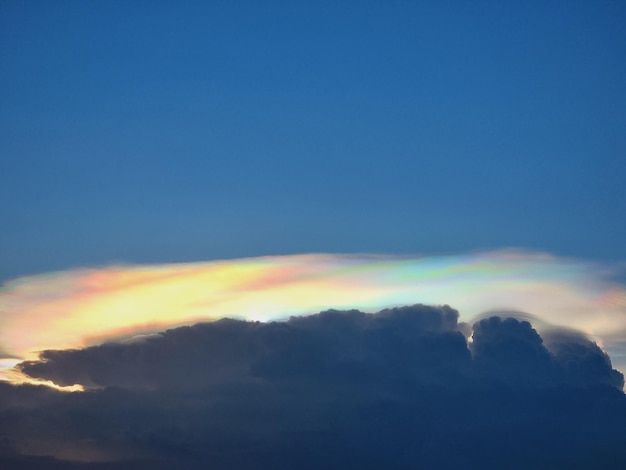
[1,250,626,386]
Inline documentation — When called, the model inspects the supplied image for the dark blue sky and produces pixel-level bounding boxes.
[1,0,625,281]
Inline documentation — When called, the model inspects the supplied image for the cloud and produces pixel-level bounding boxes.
[2,250,626,465]
[2,305,626,468]
[16,305,624,392]
[543,328,625,389]
[471,316,624,389]
[16,304,466,391]
[471,316,555,385]
[2,250,626,384]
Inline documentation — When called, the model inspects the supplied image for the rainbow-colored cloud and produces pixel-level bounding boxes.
[1,250,625,387]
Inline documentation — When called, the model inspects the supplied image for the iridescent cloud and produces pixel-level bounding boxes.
[1,250,625,386]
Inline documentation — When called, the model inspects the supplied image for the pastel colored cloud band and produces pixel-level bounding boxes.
[1,250,625,387]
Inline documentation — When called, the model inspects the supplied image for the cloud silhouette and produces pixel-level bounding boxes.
[3,250,626,386]
[2,305,626,468]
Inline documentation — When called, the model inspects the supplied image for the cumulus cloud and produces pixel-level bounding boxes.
[2,251,626,466]
[2,250,626,384]
[17,305,466,391]
[2,305,626,468]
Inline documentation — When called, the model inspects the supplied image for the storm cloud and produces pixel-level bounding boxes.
[2,305,626,468]
[2,250,626,386]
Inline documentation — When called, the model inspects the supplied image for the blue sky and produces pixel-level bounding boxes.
[2,4,626,467]
[1,0,625,281]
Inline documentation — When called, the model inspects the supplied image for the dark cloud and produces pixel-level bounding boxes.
[4,305,626,468]
[543,328,625,389]
[471,316,561,387]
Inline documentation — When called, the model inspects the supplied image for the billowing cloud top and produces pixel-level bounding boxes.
[2,305,625,468]
[1,250,626,385]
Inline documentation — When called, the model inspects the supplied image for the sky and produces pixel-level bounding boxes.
[1,1,626,467]
[1,0,625,281]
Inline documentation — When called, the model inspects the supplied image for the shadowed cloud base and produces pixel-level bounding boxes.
[2,305,626,468]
